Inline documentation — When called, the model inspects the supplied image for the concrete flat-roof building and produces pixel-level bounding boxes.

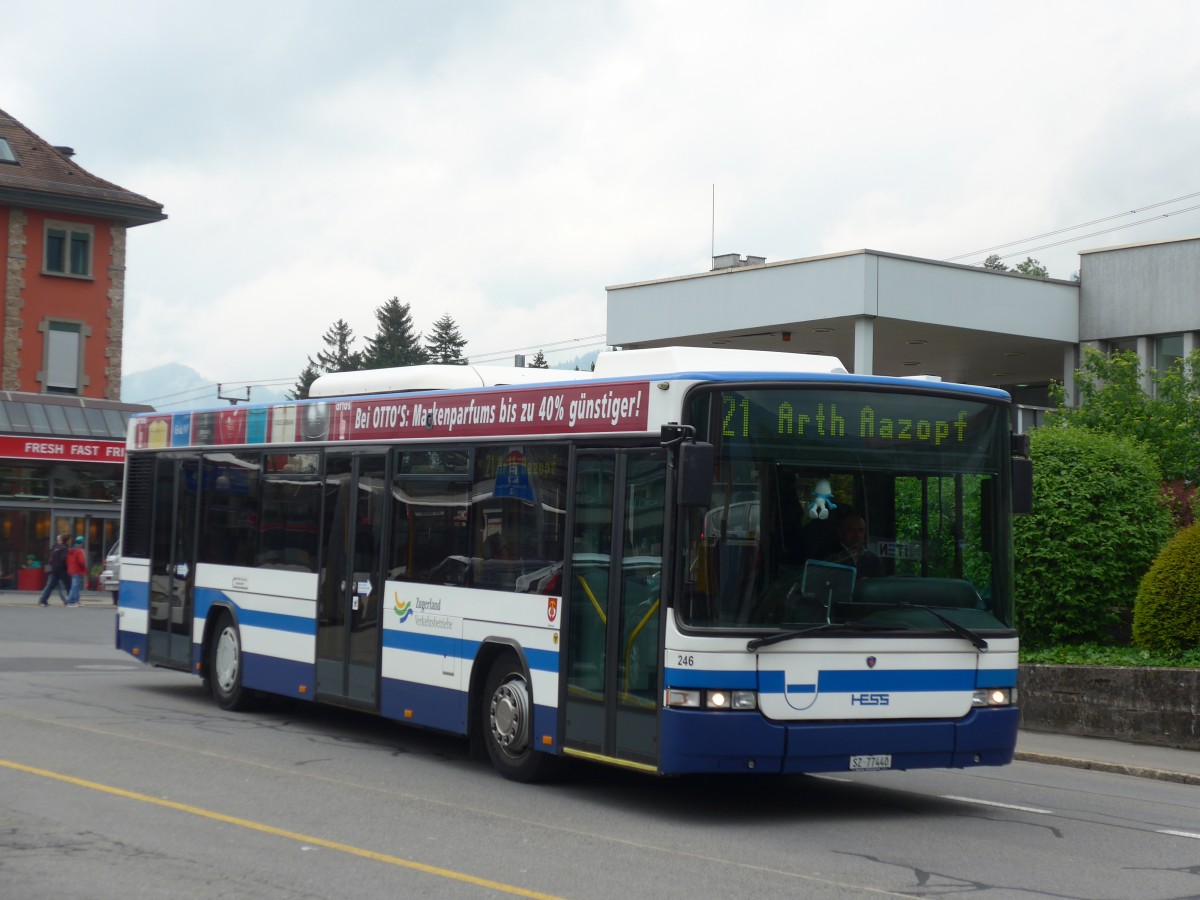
[606,237,1200,424]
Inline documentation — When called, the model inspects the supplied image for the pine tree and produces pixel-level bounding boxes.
[316,319,362,373]
[290,318,363,399]
[362,297,428,369]
[289,360,321,400]
[424,313,468,364]
[528,350,549,369]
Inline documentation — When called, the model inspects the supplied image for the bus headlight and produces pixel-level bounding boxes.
[972,687,1016,707]
[706,690,757,710]
[665,689,758,710]
[730,690,758,710]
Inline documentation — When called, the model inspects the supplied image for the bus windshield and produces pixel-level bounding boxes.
[679,386,1015,632]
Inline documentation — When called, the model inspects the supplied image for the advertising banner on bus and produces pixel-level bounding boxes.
[130,381,652,449]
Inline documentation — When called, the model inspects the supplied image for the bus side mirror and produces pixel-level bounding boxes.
[677,442,714,507]
[1011,457,1033,514]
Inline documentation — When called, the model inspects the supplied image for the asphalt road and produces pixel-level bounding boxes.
[3,602,1200,900]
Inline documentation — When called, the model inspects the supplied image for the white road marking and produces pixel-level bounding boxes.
[941,795,1053,814]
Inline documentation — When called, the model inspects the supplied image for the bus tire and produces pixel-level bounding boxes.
[209,612,250,711]
[481,654,558,783]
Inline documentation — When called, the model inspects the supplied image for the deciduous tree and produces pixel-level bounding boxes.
[1049,347,1200,483]
[1013,257,1049,278]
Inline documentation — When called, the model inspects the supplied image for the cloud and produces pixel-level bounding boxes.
[6,1,1200,389]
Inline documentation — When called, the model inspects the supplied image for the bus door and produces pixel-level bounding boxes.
[563,448,667,769]
[317,451,388,708]
[147,456,199,669]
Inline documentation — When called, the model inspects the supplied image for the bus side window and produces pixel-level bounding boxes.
[391,474,470,584]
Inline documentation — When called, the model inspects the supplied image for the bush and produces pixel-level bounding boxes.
[1014,425,1174,648]
[1132,523,1200,651]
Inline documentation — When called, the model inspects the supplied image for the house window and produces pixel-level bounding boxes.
[1154,334,1183,371]
[44,321,83,395]
[0,138,16,164]
[44,222,93,278]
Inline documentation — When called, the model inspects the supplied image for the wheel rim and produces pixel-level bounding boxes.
[489,674,531,758]
[214,626,239,693]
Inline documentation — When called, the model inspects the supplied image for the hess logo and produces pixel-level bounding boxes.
[851,693,890,706]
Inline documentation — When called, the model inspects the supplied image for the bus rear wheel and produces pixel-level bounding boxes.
[208,613,249,711]
[482,655,558,782]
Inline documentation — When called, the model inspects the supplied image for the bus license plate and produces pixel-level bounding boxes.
[849,754,892,771]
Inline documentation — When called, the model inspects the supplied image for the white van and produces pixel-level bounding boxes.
[99,540,120,604]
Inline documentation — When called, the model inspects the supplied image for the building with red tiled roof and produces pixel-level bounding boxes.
[0,108,163,586]
[0,107,164,398]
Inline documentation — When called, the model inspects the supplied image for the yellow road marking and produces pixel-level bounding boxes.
[0,759,563,899]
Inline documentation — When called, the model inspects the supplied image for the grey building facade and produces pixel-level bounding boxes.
[1079,236,1200,394]
[606,237,1200,424]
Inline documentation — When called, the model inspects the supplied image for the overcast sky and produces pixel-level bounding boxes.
[4,1,1199,404]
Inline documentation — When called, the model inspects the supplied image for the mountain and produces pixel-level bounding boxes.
[120,353,600,412]
[554,349,600,372]
[121,363,288,411]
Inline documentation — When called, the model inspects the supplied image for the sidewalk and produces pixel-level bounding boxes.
[0,587,114,608]
[3,587,1198,785]
[1016,729,1200,786]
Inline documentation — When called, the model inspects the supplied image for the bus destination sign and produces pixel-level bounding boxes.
[714,389,997,453]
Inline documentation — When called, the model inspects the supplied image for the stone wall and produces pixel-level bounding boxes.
[1019,664,1200,750]
[4,207,25,390]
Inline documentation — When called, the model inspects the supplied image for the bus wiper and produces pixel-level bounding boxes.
[895,603,989,652]
[747,621,903,651]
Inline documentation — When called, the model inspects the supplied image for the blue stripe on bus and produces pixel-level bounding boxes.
[977,668,1017,687]
[380,677,468,732]
[233,607,315,635]
[117,629,147,658]
[666,669,759,690]
[379,675,558,744]
[192,588,315,635]
[669,668,1018,693]
[382,630,559,672]
[118,580,149,611]
[383,629,459,656]
[629,369,1011,400]
[243,651,314,700]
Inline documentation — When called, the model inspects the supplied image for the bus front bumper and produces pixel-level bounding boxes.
[657,706,1020,775]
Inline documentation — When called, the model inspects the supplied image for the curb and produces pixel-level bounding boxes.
[0,595,114,608]
[1014,750,1200,786]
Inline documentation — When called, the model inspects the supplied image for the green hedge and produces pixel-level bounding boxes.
[1133,523,1200,651]
[1014,425,1173,648]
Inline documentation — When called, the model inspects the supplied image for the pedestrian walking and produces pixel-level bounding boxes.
[37,534,70,606]
[66,536,87,607]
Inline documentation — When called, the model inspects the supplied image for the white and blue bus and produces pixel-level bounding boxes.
[115,346,1029,781]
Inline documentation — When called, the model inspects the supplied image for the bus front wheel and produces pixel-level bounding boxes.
[481,655,557,782]
[208,613,249,711]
